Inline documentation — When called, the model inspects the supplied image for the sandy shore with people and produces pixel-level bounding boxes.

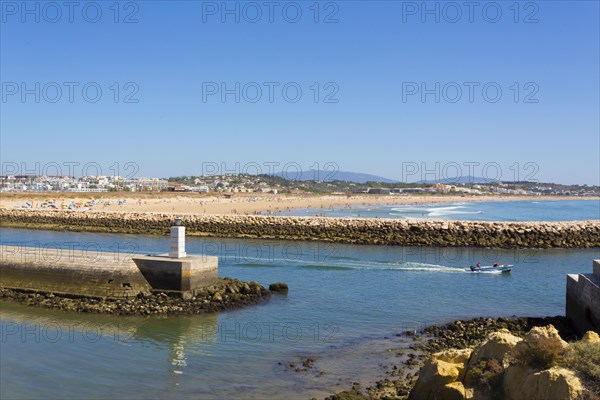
[0,192,595,215]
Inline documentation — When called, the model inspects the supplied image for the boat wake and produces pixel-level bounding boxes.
[236,257,466,273]
[300,260,465,273]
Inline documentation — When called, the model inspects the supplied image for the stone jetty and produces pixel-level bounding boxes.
[0,219,279,315]
[1,209,599,248]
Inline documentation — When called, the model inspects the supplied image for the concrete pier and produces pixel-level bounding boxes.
[566,260,600,334]
[0,222,218,299]
[133,220,218,298]
[0,245,152,298]
[132,254,218,298]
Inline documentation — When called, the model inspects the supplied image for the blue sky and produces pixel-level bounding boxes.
[1,1,599,184]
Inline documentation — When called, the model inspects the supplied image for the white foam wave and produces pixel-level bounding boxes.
[390,204,483,218]
[429,210,483,217]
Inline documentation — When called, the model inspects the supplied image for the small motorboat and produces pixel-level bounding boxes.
[466,264,513,273]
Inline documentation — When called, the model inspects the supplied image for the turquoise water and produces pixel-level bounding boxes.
[1,228,599,399]
[274,200,600,221]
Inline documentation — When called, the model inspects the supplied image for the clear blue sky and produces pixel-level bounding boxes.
[1,1,599,184]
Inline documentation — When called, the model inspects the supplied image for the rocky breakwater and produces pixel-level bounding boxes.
[1,209,599,248]
[0,278,276,316]
[408,325,600,400]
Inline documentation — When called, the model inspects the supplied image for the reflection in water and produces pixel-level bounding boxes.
[0,301,218,382]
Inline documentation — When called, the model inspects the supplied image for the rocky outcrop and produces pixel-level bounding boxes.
[504,366,583,400]
[510,325,568,368]
[0,278,272,315]
[467,329,521,369]
[2,209,600,248]
[269,282,289,292]
[581,330,600,343]
[409,353,467,400]
[409,325,589,400]
[432,381,467,400]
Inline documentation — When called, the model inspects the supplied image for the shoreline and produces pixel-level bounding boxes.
[322,315,581,400]
[1,193,596,216]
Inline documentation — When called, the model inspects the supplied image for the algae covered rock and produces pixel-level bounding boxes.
[269,282,289,292]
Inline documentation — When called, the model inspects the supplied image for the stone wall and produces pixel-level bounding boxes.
[1,209,599,248]
[566,260,600,334]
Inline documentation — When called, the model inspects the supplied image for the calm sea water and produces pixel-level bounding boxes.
[1,227,599,399]
[274,199,600,221]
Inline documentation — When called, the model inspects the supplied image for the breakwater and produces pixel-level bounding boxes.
[1,209,599,248]
[0,242,273,315]
[0,278,271,316]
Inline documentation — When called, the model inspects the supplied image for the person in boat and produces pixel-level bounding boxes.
[476,262,481,268]
[493,262,499,267]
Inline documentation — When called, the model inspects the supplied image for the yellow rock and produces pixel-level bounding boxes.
[464,387,475,400]
[434,348,472,380]
[537,367,583,400]
[523,325,568,349]
[435,348,473,365]
[468,329,521,369]
[432,381,466,400]
[511,325,568,365]
[504,365,583,400]
[581,331,599,344]
[408,358,462,400]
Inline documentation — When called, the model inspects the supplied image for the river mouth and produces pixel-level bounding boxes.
[1,228,598,399]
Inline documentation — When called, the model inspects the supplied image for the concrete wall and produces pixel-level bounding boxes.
[1,245,219,299]
[566,260,600,334]
[0,245,152,298]
[132,254,218,294]
[2,210,599,248]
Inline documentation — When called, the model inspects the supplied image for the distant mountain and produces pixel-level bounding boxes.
[417,176,500,184]
[273,170,399,184]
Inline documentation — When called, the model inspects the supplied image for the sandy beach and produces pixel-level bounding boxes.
[0,192,595,215]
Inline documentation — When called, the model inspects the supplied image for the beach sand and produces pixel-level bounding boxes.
[0,193,593,215]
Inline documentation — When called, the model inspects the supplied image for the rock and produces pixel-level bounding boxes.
[468,329,521,369]
[435,348,472,365]
[536,368,583,400]
[240,283,251,293]
[408,358,462,400]
[511,325,568,368]
[432,381,466,400]
[504,365,583,400]
[523,325,568,349]
[269,282,289,292]
[581,331,599,344]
